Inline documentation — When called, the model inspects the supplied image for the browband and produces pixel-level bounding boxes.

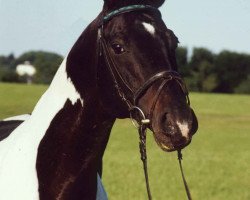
[100,4,160,26]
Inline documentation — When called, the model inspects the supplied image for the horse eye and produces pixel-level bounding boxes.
[111,43,125,54]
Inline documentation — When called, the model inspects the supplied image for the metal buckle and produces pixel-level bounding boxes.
[129,106,150,128]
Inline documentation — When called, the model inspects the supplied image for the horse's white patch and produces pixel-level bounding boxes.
[176,121,189,138]
[142,22,155,35]
[47,59,83,106]
[0,58,84,199]
[3,114,30,121]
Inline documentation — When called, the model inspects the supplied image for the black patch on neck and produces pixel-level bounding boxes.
[36,99,114,199]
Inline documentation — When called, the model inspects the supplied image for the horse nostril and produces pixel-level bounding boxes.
[159,113,173,134]
[161,113,168,124]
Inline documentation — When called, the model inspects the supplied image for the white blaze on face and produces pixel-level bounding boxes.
[177,121,190,138]
[142,22,156,36]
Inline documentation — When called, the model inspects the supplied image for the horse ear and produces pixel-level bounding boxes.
[104,0,115,8]
[151,0,165,8]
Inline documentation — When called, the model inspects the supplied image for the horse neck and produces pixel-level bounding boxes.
[29,58,115,199]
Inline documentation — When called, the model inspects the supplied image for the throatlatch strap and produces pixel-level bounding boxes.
[178,150,192,200]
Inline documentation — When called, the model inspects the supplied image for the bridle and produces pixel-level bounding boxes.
[98,5,192,200]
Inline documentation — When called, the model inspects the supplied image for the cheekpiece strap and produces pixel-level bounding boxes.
[101,5,160,26]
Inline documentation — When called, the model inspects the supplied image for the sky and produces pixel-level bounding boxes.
[0,0,250,57]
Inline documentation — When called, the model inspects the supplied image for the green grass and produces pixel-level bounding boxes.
[0,83,47,119]
[1,83,250,199]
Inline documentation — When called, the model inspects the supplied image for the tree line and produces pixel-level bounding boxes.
[177,47,250,94]
[0,48,250,94]
[0,51,63,84]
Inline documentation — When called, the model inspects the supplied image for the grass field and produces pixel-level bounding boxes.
[1,83,250,199]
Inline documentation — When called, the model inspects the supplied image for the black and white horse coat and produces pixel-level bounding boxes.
[0,59,108,199]
[0,0,198,199]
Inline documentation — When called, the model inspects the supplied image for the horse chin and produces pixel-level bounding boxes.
[152,131,192,152]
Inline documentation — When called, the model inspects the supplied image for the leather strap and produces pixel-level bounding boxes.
[178,150,192,200]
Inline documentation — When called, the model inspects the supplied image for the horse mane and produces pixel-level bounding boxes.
[66,14,103,101]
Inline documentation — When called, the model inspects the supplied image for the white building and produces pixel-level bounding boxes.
[16,61,36,84]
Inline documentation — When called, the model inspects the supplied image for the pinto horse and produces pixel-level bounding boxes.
[0,0,198,199]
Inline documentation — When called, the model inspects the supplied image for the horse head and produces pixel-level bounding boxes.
[0,1,198,199]
[97,0,198,152]
[66,0,198,152]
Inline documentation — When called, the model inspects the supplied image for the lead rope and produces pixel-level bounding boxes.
[139,124,152,200]
[177,150,192,200]
[138,123,192,200]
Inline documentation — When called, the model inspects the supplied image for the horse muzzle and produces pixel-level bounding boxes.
[151,108,198,152]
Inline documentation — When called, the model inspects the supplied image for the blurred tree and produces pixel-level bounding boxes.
[0,67,7,81]
[188,48,216,92]
[214,51,250,93]
[1,70,19,82]
[176,47,189,76]
[16,51,63,84]
[0,54,15,68]
[0,54,17,82]
[234,75,250,94]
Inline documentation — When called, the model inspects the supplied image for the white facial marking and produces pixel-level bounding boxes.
[142,22,155,35]
[0,57,84,199]
[177,121,190,138]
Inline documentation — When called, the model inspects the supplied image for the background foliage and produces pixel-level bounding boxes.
[176,47,250,94]
[0,51,63,84]
[1,47,250,94]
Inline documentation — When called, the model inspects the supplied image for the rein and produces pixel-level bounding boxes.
[98,5,192,200]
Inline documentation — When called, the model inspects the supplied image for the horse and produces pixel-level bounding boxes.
[0,0,198,199]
